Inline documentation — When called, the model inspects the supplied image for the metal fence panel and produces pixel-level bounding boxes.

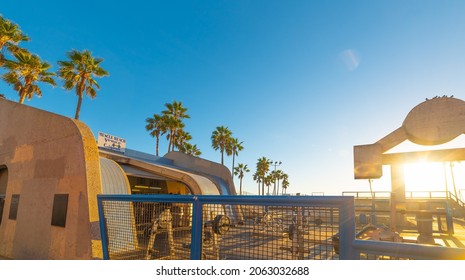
[98,195,355,260]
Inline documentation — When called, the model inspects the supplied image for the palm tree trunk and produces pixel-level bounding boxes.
[156,136,159,156]
[262,180,265,196]
[231,153,235,178]
[221,150,224,165]
[18,89,26,104]
[75,94,83,119]
[239,178,243,195]
[167,131,172,153]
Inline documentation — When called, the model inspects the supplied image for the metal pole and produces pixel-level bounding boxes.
[338,198,358,260]
[450,162,459,201]
[97,196,110,260]
[190,197,203,260]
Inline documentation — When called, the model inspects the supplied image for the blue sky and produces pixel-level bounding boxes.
[2,1,465,195]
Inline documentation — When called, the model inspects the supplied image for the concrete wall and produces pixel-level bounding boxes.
[0,99,102,259]
[164,151,237,195]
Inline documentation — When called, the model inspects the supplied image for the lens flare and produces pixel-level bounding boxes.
[339,49,360,71]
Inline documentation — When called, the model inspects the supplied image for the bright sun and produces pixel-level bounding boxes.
[403,161,445,192]
[403,161,465,199]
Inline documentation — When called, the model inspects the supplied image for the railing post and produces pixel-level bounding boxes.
[190,197,203,260]
[97,195,109,260]
[338,197,358,260]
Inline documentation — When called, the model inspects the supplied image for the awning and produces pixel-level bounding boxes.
[119,164,176,181]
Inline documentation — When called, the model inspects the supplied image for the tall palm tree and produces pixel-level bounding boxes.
[145,113,166,156]
[0,15,29,66]
[2,51,56,104]
[274,170,284,195]
[234,163,250,195]
[211,126,232,165]
[57,49,109,120]
[164,116,184,153]
[270,170,277,195]
[256,157,272,196]
[227,137,244,179]
[162,101,190,152]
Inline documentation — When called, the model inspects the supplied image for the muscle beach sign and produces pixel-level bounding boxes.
[98,132,126,153]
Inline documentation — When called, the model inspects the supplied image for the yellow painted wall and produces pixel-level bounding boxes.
[167,181,190,195]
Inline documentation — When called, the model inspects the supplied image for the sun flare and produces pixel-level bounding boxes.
[403,161,446,192]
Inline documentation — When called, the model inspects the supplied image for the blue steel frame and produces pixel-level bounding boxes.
[97,194,357,260]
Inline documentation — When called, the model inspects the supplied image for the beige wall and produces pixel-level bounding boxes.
[164,151,237,195]
[0,99,102,259]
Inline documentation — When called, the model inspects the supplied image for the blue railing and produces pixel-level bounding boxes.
[97,194,356,260]
[97,194,465,260]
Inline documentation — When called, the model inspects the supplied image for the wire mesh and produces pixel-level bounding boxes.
[201,204,339,260]
[99,196,347,260]
[101,200,193,260]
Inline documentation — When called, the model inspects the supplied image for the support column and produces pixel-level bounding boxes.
[390,164,406,232]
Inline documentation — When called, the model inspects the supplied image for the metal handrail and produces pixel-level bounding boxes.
[343,191,465,208]
[342,191,391,199]
[353,239,465,260]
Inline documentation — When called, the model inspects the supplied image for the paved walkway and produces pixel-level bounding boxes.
[399,218,465,248]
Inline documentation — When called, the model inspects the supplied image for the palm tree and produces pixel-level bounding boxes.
[2,51,56,104]
[264,174,273,195]
[173,129,192,151]
[281,173,289,194]
[57,49,109,120]
[180,142,202,157]
[270,170,277,195]
[162,101,190,152]
[227,137,244,179]
[145,114,166,156]
[0,15,29,66]
[275,170,284,195]
[164,116,184,153]
[253,171,261,195]
[234,163,250,195]
[163,100,190,120]
[211,126,232,165]
[256,157,272,196]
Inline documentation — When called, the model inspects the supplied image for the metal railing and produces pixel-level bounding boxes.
[97,194,465,260]
[342,191,391,199]
[343,191,465,208]
[353,239,465,260]
[97,195,356,260]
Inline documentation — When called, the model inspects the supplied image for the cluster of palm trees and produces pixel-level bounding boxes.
[0,15,108,120]
[145,101,201,157]
[211,126,244,175]
[1,16,289,196]
[253,157,290,195]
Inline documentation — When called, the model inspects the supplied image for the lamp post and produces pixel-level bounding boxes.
[271,161,282,195]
